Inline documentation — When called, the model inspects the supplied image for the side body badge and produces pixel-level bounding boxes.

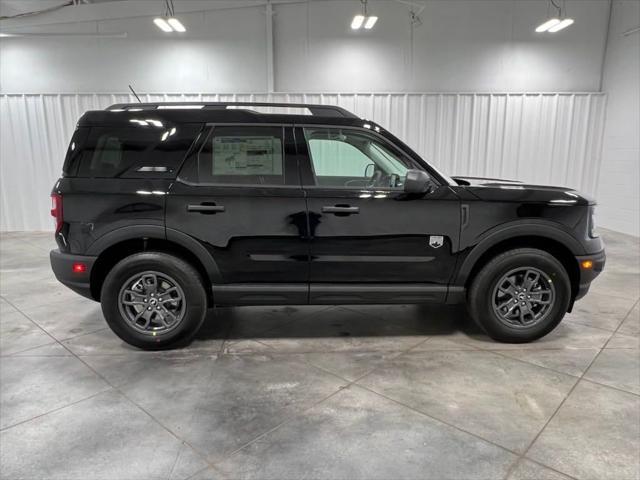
[429,235,444,249]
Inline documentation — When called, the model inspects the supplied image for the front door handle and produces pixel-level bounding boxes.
[187,203,225,214]
[322,205,360,215]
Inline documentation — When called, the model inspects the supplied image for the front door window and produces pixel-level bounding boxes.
[303,128,412,189]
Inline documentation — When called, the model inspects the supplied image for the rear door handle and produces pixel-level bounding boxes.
[187,203,225,214]
[322,205,359,215]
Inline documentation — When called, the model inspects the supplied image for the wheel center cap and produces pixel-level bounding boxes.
[518,294,526,300]
[150,299,157,305]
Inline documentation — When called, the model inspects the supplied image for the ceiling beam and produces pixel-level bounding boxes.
[0,0,303,30]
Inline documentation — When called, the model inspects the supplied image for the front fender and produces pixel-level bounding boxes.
[453,220,585,286]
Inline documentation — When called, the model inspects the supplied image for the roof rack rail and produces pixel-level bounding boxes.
[106,101,358,118]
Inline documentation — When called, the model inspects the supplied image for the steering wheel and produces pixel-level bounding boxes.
[344,167,382,188]
[344,169,398,189]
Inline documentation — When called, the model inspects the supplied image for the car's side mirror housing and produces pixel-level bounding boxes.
[404,169,435,194]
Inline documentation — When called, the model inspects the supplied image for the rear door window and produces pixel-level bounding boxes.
[74,123,201,178]
[190,126,286,185]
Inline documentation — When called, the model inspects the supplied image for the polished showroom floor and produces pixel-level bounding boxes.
[0,229,638,480]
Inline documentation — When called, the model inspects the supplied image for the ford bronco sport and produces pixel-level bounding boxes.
[50,102,605,350]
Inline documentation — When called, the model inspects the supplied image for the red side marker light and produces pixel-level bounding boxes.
[581,260,593,270]
[72,262,87,273]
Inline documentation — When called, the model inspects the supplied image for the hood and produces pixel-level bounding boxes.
[452,175,595,206]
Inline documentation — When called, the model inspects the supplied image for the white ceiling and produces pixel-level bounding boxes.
[0,0,276,28]
[0,0,140,19]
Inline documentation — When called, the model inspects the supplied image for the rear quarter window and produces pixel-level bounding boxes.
[72,123,202,178]
[62,127,90,176]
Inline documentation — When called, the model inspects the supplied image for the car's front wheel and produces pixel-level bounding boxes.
[468,248,571,343]
[101,252,207,350]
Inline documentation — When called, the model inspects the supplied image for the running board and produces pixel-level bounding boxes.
[212,283,466,306]
[309,284,447,304]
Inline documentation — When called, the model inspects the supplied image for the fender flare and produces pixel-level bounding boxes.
[86,225,222,283]
[453,220,585,286]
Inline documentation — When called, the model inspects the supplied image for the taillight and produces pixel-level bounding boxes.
[51,193,63,234]
[589,206,599,238]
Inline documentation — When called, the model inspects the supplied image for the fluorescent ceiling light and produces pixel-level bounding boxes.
[167,18,186,32]
[364,16,378,29]
[535,18,560,32]
[154,18,173,32]
[548,18,574,32]
[351,15,365,29]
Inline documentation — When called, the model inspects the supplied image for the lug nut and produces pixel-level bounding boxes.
[147,307,152,310]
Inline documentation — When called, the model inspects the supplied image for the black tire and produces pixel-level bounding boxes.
[468,248,571,343]
[101,252,207,350]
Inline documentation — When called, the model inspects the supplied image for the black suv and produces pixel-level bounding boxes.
[50,102,605,350]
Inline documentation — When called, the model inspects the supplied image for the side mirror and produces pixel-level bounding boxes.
[404,169,435,194]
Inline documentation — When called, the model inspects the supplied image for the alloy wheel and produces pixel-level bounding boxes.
[491,267,556,328]
[118,271,186,335]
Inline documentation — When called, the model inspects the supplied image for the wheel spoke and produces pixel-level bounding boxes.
[153,310,169,327]
[161,307,178,325]
[524,270,540,290]
[161,286,178,296]
[532,288,551,295]
[498,285,516,297]
[497,299,512,310]
[141,273,158,294]
[529,297,552,305]
[505,305,519,318]
[122,300,145,306]
[133,309,152,329]
[122,289,146,306]
[504,276,519,290]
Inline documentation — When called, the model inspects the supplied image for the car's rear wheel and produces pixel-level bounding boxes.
[101,252,206,350]
[468,248,571,343]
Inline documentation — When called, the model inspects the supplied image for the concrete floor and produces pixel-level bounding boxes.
[0,229,638,480]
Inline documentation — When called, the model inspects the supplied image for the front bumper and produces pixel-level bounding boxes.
[50,249,97,301]
[574,249,606,300]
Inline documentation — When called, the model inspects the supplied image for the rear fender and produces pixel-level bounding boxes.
[86,225,222,283]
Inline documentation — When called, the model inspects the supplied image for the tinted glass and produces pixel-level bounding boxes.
[75,123,201,178]
[62,127,90,176]
[195,126,285,185]
[303,128,413,189]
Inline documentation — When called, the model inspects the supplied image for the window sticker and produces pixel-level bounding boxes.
[212,136,283,176]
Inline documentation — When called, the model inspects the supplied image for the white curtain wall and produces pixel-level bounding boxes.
[0,92,606,231]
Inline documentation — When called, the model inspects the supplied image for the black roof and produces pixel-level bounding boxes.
[78,101,367,127]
